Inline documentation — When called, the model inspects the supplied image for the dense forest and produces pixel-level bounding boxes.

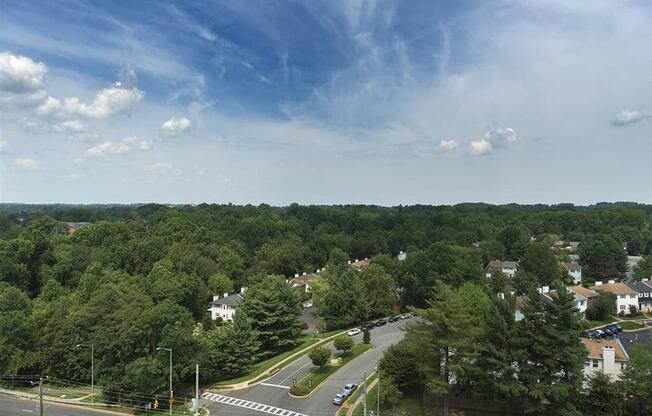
[1,203,651,413]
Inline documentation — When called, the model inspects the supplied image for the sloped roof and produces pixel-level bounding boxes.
[593,282,637,296]
[581,338,629,362]
[488,260,518,269]
[292,273,319,286]
[210,293,244,307]
[563,262,581,272]
[568,285,599,299]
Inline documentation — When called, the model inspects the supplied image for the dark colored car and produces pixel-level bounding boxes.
[361,322,374,331]
[615,324,623,332]
[601,328,613,337]
[586,330,600,339]
[388,315,400,322]
[376,319,387,326]
[606,325,619,334]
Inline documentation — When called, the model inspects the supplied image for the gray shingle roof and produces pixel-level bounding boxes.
[210,293,244,307]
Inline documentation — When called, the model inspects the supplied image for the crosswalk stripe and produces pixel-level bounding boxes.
[201,392,308,416]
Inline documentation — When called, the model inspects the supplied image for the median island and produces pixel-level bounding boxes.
[289,335,373,397]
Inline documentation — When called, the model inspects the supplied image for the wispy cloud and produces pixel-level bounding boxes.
[85,136,152,158]
[611,109,650,126]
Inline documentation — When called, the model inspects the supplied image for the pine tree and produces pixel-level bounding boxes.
[220,311,259,377]
[580,372,624,416]
[239,276,302,356]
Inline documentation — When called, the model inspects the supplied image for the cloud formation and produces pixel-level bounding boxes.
[160,116,192,137]
[611,109,650,126]
[437,139,459,152]
[14,157,40,170]
[36,85,144,119]
[85,136,152,158]
[0,52,47,108]
[468,138,493,156]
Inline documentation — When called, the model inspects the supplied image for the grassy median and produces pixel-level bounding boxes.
[289,343,373,397]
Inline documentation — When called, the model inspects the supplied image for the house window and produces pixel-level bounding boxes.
[619,295,626,299]
[621,362,625,370]
[630,295,636,299]
[620,305,626,310]
[592,360,599,368]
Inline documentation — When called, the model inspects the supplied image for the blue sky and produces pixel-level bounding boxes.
[1,0,651,205]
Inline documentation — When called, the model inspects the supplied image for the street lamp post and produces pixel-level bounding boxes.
[76,342,94,403]
[157,347,173,416]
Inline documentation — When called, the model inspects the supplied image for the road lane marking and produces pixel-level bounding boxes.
[260,382,290,389]
[202,392,306,416]
[21,410,34,413]
[278,361,309,385]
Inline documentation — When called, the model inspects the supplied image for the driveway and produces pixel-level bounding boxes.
[202,317,412,416]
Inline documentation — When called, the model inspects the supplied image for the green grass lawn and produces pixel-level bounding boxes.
[351,384,427,416]
[290,343,373,397]
[614,312,651,320]
[619,321,644,330]
[213,328,355,387]
[584,318,618,329]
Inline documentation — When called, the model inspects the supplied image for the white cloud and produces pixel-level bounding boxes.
[437,139,459,152]
[144,162,174,173]
[468,138,493,156]
[0,52,48,108]
[0,138,6,152]
[52,120,85,134]
[611,109,650,126]
[160,116,192,137]
[85,136,152,158]
[14,157,40,170]
[36,85,144,119]
[483,127,518,148]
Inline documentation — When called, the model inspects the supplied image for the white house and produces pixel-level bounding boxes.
[208,289,245,321]
[581,338,629,380]
[593,281,639,315]
[486,260,518,278]
[544,288,588,317]
[563,262,582,284]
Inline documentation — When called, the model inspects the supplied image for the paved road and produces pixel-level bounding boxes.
[0,394,120,416]
[202,317,412,416]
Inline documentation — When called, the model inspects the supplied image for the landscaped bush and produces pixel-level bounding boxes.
[308,346,331,367]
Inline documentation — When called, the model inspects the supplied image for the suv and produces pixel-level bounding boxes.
[343,383,357,397]
[388,315,400,322]
[333,393,346,405]
[376,319,387,326]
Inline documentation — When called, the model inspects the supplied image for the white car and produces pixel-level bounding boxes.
[347,328,361,336]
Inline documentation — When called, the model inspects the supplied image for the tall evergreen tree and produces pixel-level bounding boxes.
[621,340,652,416]
[220,311,259,376]
[318,266,369,328]
[239,276,302,356]
[579,372,624,416]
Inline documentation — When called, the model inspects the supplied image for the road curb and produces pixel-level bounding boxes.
[210,329,351,392]
[288,344,374,399]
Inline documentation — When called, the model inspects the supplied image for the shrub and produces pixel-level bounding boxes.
[333,335,354,352]
[628,305,639,316]
[308,346,331,367]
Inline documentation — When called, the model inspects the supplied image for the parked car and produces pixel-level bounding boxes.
[388,315,400,322]
[615,324,623,332]
[606,325,619,334]
[601,328,613,337]
[347,328,361,336]
[302,301,313,308]
[376,319,387,326]
[586,330,600,339]
[333,393,346,405]
[595,329,605,338]
[343,383,357,397]
[361,322,374,331]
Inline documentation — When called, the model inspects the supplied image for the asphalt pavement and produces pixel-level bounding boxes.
[202,317,412,416]
[0,394,122,416]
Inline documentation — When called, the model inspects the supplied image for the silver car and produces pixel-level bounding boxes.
[333,393,346,405]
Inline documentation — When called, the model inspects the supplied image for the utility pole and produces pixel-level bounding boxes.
[194,364,199,415]
[376,362,380,416]
[157,347,173,416]
[38,377,43,416]
[363,371,368,416]
[75,342,95,403]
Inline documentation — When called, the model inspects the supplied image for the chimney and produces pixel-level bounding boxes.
[348,260,351,264]
[240,287,246,294]
[510,291,515,296]
[608,279,615,284]
[294,273,299,278]
[223,292,228,298]
[602,344,615,375]
[642,278,649,282]
[355,259,358,262]
[498,292,505,300]
[542,285,550,294]
[213,295,219,302]
[364,257,368,261]
[595,281,603,286]
[303,272,307,275]
[315,269,319,274]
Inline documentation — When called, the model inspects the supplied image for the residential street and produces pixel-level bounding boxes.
[202,318,412,416]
